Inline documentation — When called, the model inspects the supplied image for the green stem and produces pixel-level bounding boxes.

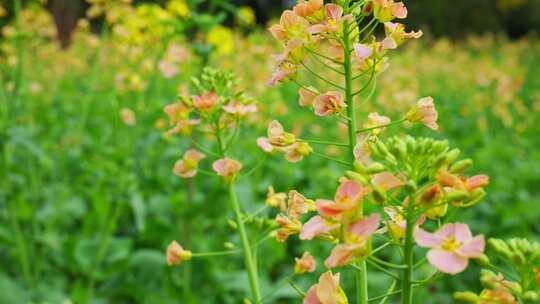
[401,192,417,304]
[343,15,369,304]
[191,250,241,257]
[12,0,24,110]
[228,182,262,303]
[356,119,406,133]
[300,139,350,147]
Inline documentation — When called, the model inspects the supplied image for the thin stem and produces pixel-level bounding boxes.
[372,280,398,304]
[305,47,344,66]
[228,182,262,303]
[300,61,346,91]
[287,278,306,297]
[343,16,369,304]
[401,192,417,304]
[370,256,407,269]
[356,118,406,133]
[300,138,350,147]
[191,250,241,257]
[309,52,345,75]
[365,259,402,281]
[312,151,351,166]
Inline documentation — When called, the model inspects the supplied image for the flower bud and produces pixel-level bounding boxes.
[345,171,369,185]
[228,220,238,229]
[354,161,367,174]
[431,140,449,154]
[453,291,479,303]
[480,270,499,289]
[461,188,486,207]
[488,239,513,259]
[474,254,491,267]
[511,252,526,267]
[366,162,386,174]
[445,190,470,202]
[224,242,235,249]
[450,158,473,174]
[523,291,539,302]
[375,140,390,156]
[369,142,383,158]
[445,148,461,164]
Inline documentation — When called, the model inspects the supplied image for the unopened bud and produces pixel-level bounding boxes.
[453,291,479,303]
[366,162,386,174]
[345,171,369,185]
[369,142,382,158]
[474,254,491,267]
[224,242,235,249]
[446,190,470,202]
[450,159,473,174]
[445,148,461,164]
[488,239,513,259]
[375,140,390,156]
[523,291,539,302]
[462,188,486,207]
[228,220,238,229]
[511,252,526,266]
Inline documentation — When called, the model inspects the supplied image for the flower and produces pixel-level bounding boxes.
[284,141,313,162]
[371,172,403,191]
[212,158,242,178]
[164,102,190,125]
[415,223,485,274]
[295,251,317,274]
[325,213,380,268]
[288,190,315,218]
[158,60,179,78]
[164,118,201,136]
[299,87,318,107]
[314,91,346,116]
[120,107,137,126]
[257,120,297,152]
[173,149,206,178]
[303,271,348,304]
[269,10,310,43]
[294,0,324,19]
[300,216,339,240]
[192,92,218,111]
[166,240,192,266]
[372,0,407,22]
[353,43,373,69]
[206,25,234,55]
[383,207,425,240]
[382,22,423,48]
[275,214,302,242]
[316,180,369,220]
[405,97,439,130]
[309,4,352,35]
[223,100,257,116]
[266,186,287,210]
[363,112,390,134]
[268,61,299,86]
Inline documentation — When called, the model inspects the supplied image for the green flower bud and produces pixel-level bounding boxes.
[366,162,386,174]
[354,161,367,174]
[523,291,539,302]
[446,190,470,202]
[511,252,526,267]
[461,188,486,207]
[450,158,473,174]
[345,171,369,185]
[405,136,416,153]
[474,254,491,267]
[396,140,407,160]
[228,220,238,229]
[488,239,513,259]
[445,148,461,164]
[431,140,449,154]
[480,270,499,289]
[453,291,479,303]
[369,142,383,158]
[375,140,390,156]
[384,154,398,167]
[224,242,235,249]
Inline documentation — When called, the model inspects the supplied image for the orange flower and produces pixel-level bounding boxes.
[294,251,317,274]
[212,158,242,178]
[406,97,439,130]
[166,241,192,266]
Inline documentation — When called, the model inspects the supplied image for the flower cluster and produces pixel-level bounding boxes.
[257,120,313,162]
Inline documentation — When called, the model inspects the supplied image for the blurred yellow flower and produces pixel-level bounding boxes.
[167,0,190,18]
[206,25,235,55]
[236,6,256,27]
[0,5,7,17]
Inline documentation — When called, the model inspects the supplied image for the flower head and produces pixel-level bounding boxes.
[316,180,369,219]
[288,190,315,218]
[314,91,346,117]
[212,158,242,178]
[300,215,339,240]
[192,92,218,111]
[285,141,313,162]
[309,4,352,35]
[406,97,439,130]
[269,10,310,43]
[173,149,206,178]
[363,112,390,135]
[303,271,348,304]
[295,251,317,274]
[166,241,192,266]
[299,87,319,107]
[383,22,423,48]
[120,107,137,126]
[372,0,407,22]
[266,186,287,210]
[223,100,257,116]
[415,223,485,274]
[294,0,324,20]
[275,214,302,242]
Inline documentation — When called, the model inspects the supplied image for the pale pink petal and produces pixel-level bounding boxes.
[372,172,403,190]
[349,213,381,238]
[299,216,336,240]
[427,249,468,274]
[303,287,322,304]
[325,244,360,268]
[325,3,343,21]
[354,43,372,61]
[414,227,444,248]
[316,271,340,303]
[257,137,274,152]
[453,223,473,243]
[458,235,485,258]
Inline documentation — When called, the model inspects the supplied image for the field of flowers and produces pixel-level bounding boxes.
[0,1,539,303]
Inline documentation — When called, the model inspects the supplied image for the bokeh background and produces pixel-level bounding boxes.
[0,0,539,303]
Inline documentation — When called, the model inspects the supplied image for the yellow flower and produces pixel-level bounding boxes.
[167,0,190,18]
[0,5,7,17]
[206,25,234,55]
[236,6,256,27]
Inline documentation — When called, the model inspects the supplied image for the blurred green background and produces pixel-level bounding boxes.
[0,0,539,303]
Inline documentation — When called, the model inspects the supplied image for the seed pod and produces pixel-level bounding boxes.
[450,158,473,174]
[366,162,386,174]
[453,291,479,303]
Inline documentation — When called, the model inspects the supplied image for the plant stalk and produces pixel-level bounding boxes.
[401,192,417,304]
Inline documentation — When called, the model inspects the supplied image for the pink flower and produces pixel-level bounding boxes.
[258,120,296,152]
[269,10,309,42]
[303,271,348,304]
[120,107,136,126]
[406,97,439,130]
[284,141,313,163]
[166,241,192,266]
[371,171,403,191]
[383,207,425,240]
[275,214,302,242]
[294,0,324,18]
[173,149,206,178]
[415,223,485,274]
[383,22,423,48]
[266,186,287,210]
[299,87,318,107]
[212,158,242,178]
[316,180,369,219]
[363,112,391,134]
[300,216,339,240]
[164,102,190,125]
[164,118,201,136]
[325,213,381,268]
[192,92,218,111]
[295,251,317,274]
[309,4,352,34]
[288,190,315,218]
[158,60,179,78]
[268,62,298,86]
[314,91,346,116]
[465,175,490,191]
[372,0,408,22]
[223,100,257,116]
